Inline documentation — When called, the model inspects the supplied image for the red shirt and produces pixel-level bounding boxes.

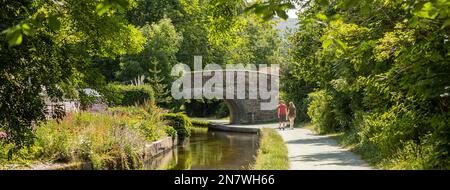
[278,104,287,116]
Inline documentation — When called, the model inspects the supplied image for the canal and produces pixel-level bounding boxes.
[145,127,259,170]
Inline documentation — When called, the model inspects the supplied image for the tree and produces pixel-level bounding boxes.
[126,0,185,27]
[0,0,145,150]
[287,0,450,169]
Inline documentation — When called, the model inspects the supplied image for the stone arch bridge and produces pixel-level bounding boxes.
[177,70,280,124]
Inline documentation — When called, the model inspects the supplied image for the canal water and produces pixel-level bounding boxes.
[145,128,259,170]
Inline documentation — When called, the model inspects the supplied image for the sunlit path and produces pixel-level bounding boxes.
[278,128,373,170]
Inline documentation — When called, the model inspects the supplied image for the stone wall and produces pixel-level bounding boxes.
[144,136,178,161]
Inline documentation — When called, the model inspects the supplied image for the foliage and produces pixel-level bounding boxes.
[114,18,182,83]
[253,128,289,170]
[215,102,231,119]
[101,84,154,106]
[190,119,211,127]
[119,85,155,106]
[184,99,230,118]
[141,19,182,106]
[78,90,101,111]
[162,113,192,139]
[0,0,145,149]
[307,90,340,134]
[1,0,289,152]
[287,0,450,169]
[281,65,315,122]
[126,0,185,27]
[164,126,178,138]
[245,0,296,20]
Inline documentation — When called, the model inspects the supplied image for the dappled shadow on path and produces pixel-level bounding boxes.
[285,136,337,147]
[289,152,368,167]
[281,130,370,169]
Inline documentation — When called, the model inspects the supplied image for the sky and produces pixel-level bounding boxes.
[287,8,299,18]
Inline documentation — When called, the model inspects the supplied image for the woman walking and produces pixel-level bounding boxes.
[287,102,297,130]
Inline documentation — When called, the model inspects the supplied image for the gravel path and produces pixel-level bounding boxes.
[277,128,373,170]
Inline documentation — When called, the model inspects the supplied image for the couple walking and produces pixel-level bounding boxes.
[278,100,296,130]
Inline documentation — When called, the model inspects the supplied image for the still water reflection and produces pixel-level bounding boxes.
[145,128,259,170]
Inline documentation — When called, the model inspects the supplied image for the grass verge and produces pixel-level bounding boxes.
[190,119,211,127]
[253,128,289,170]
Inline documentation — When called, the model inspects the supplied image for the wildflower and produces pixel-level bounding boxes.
[0,131,7,139]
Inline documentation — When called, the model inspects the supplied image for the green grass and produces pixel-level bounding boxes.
[190,119,211,127]
[191,125,209,133]
[253,128,289,170]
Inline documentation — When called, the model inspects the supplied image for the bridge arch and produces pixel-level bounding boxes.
[176,70,280,124]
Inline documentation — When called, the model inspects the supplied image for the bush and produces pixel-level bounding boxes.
[307,90,339,134]
[100,84,124,106]
[190,119,210,127]
[120,85,155,106]
[33,113,148,169]
[162,113,192,139]
[164,126,177,138]
[101,84,155,107]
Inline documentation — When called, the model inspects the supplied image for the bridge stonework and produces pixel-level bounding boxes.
[184,70,279,124]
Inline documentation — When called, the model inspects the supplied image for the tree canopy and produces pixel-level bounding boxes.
[284,0,450,169]
[2,0,449,169]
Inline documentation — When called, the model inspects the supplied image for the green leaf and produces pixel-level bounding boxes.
[96,2,112,16]
[96,0,129,16]
[254,5,268,15]
[441,19,450,29]
[277,3,295,10]
[244,3,259,13]
[262,12,275,21]
[316,0,329,7]
[340,0,358,10]
[316,13,328,21]
[21,23,33,35]
[3,25,23,47]
[414,2,439,19]
[322,39,333,49]
[115,0,130,8]
[408,15,419,27]
[276,10,289,20]
[14,33,23,45]
[7,30,23,47]
[48,15,61,31]
[334,39,348,50]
